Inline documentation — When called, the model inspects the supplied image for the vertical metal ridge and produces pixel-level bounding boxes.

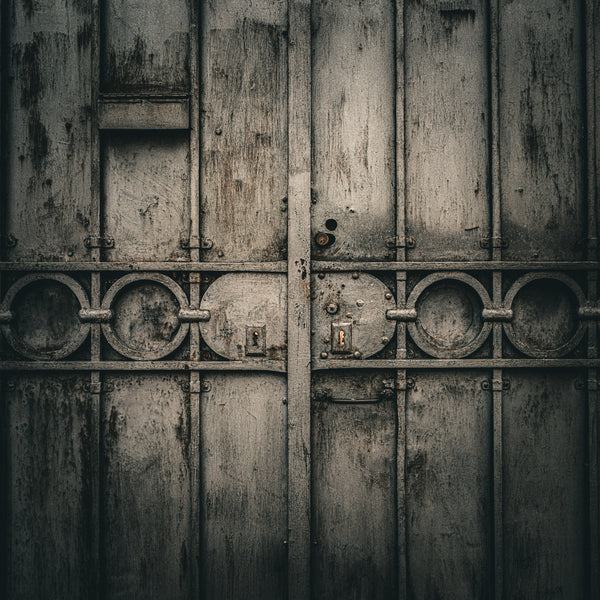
[586,1,599,596]
[90,2,102,597]
[188,2,201,596]
[395,0,408,597]
[287,1,312,598]
[489,0,504,597]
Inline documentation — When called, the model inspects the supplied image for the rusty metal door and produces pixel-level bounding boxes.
[1,1,599,599]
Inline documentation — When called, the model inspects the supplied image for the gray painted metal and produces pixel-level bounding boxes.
[1,0,598,599]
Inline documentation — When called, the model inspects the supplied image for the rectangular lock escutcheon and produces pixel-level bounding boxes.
[331,322,353,354]
[245,325,266,356]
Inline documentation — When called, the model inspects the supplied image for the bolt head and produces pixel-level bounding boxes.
[356,299,365,308]
[315,232,330,246]
[318,272,325,279]
[353,351,362,359]
[326,301,339,315]
[382,336,390,344]
[352,272,360,279]
[385,292,393,300]
[320,351,328,359]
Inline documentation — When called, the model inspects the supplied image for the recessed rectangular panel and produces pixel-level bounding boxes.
[311,0,395,261]
[406,371,492,598]
[499,0,585,260]
[311,371,397,599]
[405,0,490,260]
[201,373,287,599]
[6,376,94,599]
[102,132,190,262]
[101,375,194,600]
[101,0,190,92]
[200,0,288,262]
[5,0,93,261]
[503,370,587,598]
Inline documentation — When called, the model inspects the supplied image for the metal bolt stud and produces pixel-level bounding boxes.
[326,302,339,315]
[356,299,365,308]
[320,351,328,359]
[352,272,360,279]
[353,351,362,359]
[382,336,390,344]
[315,232,330,246]
[318,272,325,279]
[385,292,393,300]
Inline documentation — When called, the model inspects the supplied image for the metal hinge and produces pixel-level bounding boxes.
[180,236,213,250]
[480,236,508,249]
[0,234,17,248]
[481,379,510,392]
[386,235,416,249]
[84,382,114,394]
[84,235,114,249]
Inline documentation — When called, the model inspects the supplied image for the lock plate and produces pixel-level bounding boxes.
[246,325,266,356]
[331,323,352,354]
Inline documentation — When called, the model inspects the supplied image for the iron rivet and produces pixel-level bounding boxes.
[382,336,390,344]
[315,232,330,246]
[353,351,362,359]
[282,398,288,405]
[326,302,339,315]
[217,250,224,257]
[352,272,359,279]
[201,382,212,392]
[318,273,325,279]
[356,299,364,308]
[385,292,393,300]
[215,126,222,135]
[320,352,328,359]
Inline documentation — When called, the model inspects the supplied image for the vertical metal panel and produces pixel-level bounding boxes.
[287,0,312,597]
[101,374,194,600]
[101,0,190,92]
[102,132,190,262]
[311,372,397,600]
[6,376,95,599]
[405,371,493,598]
[311,0,395,261]
[200,0,288,262]
[405,0,490,260]
[503,370,588,599]
[200,373,287,600]
[4,0,93,261]
[499,0,585,260]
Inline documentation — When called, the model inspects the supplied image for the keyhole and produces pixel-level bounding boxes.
[252,330,260,346]
[339,330,345,347]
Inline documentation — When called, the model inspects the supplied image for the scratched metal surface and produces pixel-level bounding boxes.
[0,0,598,599]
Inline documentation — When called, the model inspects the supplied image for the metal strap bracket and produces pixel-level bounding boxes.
[0,311,13,324]
[386,308,417,321]
[84,235,114,249]
[578,305,600,320]
[481,379,510,392]
[386,235,416,249]
[480,236,508,249]
[84,382,114,394]
[482,308,513,321]
[178,308,211,322]
[180,236,213,250]
[79,308,113,323]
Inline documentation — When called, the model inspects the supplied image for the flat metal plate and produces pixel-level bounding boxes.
[312,273,396,360]
[199,273,287,360]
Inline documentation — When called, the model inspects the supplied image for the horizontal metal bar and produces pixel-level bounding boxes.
[314,261,600,272]
[0,262,288,273]
[0,360,287,372]
[1,358,598,372]
[313,359,600,369]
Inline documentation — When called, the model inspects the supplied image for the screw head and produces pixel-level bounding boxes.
[356,299,365,308]
[318,272,325,279]
[320,351,328,359]
[382,336,390,344]
[352,272,360,279]
[385,292,393,300]
[315,232,330,246]
[353,351,362,359]
[326,302,339,315]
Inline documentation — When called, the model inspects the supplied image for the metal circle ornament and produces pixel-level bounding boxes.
[101,273,189,360]
[1,273,91,360]
[407,272,492,358]
[503,272,585,358]
[312,273,396,359]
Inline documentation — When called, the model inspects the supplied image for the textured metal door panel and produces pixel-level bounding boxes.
[1,0,599,599]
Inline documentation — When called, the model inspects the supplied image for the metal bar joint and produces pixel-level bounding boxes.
[178,308,211,322]
[79,308,113,323]
[579,305,600,320]
[482,308,513,321]
[386,308,417,321]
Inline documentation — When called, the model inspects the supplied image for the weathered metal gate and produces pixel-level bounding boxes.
[1,0,599,598]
